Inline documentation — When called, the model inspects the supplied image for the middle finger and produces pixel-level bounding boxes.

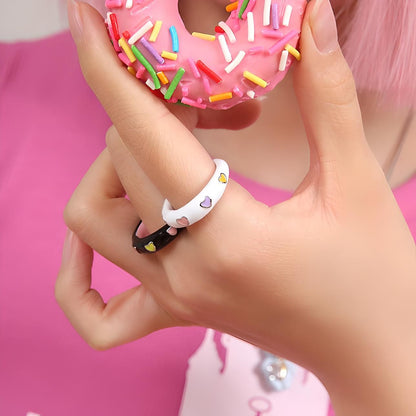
[105,125,165,231]
[71,3,215,209]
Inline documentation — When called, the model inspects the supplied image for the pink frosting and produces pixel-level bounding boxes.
[105,0,306,109]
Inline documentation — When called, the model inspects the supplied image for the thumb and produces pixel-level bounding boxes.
[294,0,369,170]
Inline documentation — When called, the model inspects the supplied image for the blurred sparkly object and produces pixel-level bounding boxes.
[258,352,296,391]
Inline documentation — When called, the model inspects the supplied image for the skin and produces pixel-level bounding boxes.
[56,0,416,414]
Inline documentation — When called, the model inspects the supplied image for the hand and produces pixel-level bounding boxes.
[56,1,416,414]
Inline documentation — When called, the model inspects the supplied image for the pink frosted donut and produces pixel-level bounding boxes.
[105,0,306,110]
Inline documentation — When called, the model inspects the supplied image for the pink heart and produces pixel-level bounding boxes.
[166,227,178,236]
[176,217,190,227]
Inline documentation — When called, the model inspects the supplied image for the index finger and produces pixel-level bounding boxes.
[68,1,215,208]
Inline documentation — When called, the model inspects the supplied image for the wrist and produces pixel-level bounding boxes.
[318,322,416,416]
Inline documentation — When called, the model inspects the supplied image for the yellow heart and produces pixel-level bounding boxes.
[144,242,156,252]
[218,173,227,184]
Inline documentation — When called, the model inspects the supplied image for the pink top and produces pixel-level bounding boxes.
[0,32,415,416]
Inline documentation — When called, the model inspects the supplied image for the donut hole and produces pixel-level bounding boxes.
[178,0,229,35]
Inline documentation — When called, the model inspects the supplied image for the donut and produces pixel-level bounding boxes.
[105,0,306,110]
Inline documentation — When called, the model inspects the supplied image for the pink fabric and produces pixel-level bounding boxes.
[1,31,415,416]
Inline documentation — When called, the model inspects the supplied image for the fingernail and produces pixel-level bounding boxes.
[67,0,83,42]
[310,0,339,54]
[62,229,75,266]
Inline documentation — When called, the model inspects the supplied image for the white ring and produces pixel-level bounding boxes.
[162,159,229,228]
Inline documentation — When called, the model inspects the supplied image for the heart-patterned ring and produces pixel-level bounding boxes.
[133,220,184,254]
[162,159,229,228]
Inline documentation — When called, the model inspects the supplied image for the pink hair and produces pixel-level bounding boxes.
[332,0,416,108]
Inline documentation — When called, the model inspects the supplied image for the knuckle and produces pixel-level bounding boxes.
[208,245,246,277]
[54,278,67,308]
[63,196,93,237]
[87,338,111,351]
[202,214,260,278]
[319,61,357,107]
[105,125,119,147]
[167,270,203,309]
[162,263,218,319]
[85,325,115,351]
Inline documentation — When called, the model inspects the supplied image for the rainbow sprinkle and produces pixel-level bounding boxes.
[263,0,272,25]
[131,45,161,89]
[192,32,216,41]
[225,50,246,73]
[164,67,185,99]
[169,26,179,53]
[242,0,257,19]
[285,44,301,61]
[243,70,268,88]
[209,92,233,102]
[283,5,293,27]
[181,97,207,109]
[187,58,201,78]
[238,0,250,19]
[218,34,232,63]
[128,21,153,45]
[149,20,162,42]
[161,51,178,60]
[157,71,169,85]
[118,37,136,63]
[247,11,255,42]
[279,49,289,71]
[109,13,120,40]
[196,60,222,83]
[140,38,164,64]
[157,63,178,71]
[218,21,236,43]
[272,3,279,29]
[226,2,238,12]
[267,30,298,55]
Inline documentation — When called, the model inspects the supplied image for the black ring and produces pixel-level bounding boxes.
[132,221,183,254]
